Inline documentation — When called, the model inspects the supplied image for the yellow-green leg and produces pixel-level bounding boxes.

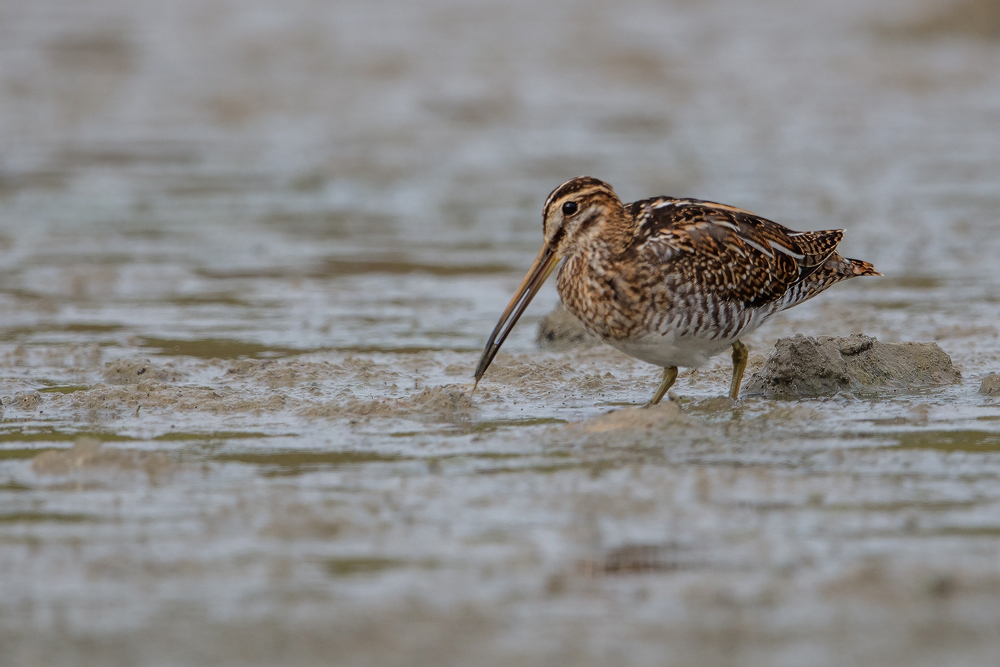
[729,340,748,400]
[647,366,678,406]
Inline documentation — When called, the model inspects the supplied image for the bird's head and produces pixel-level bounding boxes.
[541,176,625,259]
[473,177,624,386]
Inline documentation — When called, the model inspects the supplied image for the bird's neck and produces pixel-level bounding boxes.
[594,210,635,257]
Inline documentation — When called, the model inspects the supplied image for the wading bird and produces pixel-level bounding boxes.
[474,177,879,405]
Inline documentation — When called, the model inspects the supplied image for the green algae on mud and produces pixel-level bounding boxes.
[0,482,30,492]
[334,345,479,354]
[816,500,980,513]
[475,461,583,475]
[322,557,411,577]
[0,512,96,524]
[317,258,513,277]
[889,430,1000,452]
[0,430,134,445]
[209,450,409,476]
[139,337,313,359]
[155,431,276,442]
[195,259,513,280]
[389,417,566,438]
[37,385,89,394]
[0,448,59,461]
[140,338,473,360]
[0,429,274,446]
[0,323,124,341]
[458,417,567,434]
[159,293,255,307]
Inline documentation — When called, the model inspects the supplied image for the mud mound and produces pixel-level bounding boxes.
[32,437,173,477]
[225,359,347,388]
[982,373,1000,396]
[67,381,288,415]
[537,303,601,349]
[568,401,691,434]
[103,359,179,385]
[744,334,960,399]
[404,385,477,415]
[9,392,42,411]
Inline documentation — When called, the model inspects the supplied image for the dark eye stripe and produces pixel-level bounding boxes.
[549,224,566,248]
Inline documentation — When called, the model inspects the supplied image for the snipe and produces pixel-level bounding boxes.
[475,177,880,404]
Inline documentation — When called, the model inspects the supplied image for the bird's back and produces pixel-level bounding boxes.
[558,195,879,350]
[631,196,876,309]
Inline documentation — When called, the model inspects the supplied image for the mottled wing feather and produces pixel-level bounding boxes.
[632,197,843,309]
[784,230,843,267]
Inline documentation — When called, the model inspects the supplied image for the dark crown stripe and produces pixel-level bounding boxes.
[543,176,614,221]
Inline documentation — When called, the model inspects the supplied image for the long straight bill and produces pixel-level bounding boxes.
[473,245,559,388]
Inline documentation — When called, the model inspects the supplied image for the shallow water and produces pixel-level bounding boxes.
[1,0,1000,664]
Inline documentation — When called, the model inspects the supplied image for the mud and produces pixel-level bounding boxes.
[66,380,289,415]
[103,359,181,385]
[982,372,1000,396]
[32,437,173,478]
[537,303,601,350]
[535,308,964,401]
[744,334,961,398]
[890,0,1000,40]
[299,384,477,420]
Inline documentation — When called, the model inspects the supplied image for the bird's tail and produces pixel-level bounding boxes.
[776,253,881,312]
[845,258,881,277]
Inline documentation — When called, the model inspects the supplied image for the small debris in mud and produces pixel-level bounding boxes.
[981,373,1000,396]
[11,392,42,411]
[537,303,601,349]
[103,359,177,385]
[578,543,681,576]
[744,334,961,399]
[32,437,173,477]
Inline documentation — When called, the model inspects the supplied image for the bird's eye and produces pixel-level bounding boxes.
[561,201,578,216]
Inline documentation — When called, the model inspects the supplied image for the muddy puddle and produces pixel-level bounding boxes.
[2,0,1000,665]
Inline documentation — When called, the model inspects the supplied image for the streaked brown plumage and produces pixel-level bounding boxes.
[475,176,880,404]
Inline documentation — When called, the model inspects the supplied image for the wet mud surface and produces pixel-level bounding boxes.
[2,0,1000,665]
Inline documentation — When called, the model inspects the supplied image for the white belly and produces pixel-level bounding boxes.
[607,332,737,369]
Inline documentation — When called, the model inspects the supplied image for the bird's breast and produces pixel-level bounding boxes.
[556,252,650,341]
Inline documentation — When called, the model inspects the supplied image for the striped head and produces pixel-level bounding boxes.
[541,176,626,258]
[473,176,624,385]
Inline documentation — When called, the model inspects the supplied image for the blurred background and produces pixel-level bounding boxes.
[1,0,998,348]
[2,0,1000,665]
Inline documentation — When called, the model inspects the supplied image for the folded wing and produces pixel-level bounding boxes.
[631,197,855,310]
